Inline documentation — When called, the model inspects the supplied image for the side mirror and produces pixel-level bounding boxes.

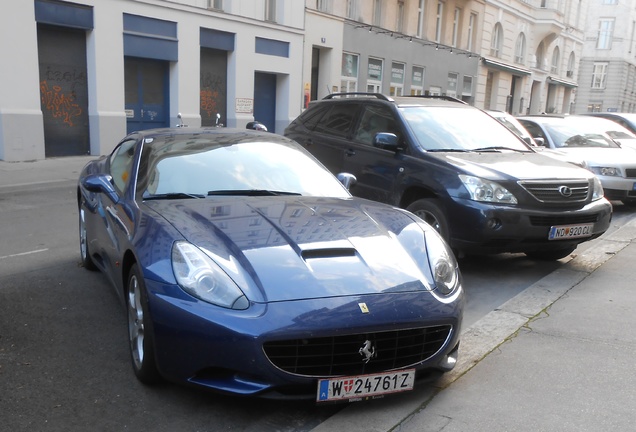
[81,174,119,203]
[533,137,545,147]
[373,133,400,151]
[337,172,357,190]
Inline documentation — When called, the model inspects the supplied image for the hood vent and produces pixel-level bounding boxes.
[301,248,356,260]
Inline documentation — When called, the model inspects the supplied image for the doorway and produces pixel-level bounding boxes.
[254,72,277,133]
[125,58,169,134]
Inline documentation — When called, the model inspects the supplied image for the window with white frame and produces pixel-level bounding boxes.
[264,0,276,22]
[551,47,560,74]
[417,0,426,38]
[411,66,425,95]
[462,75,473,97]
[208,0,222,10]
[597,19,614,49]
[317,0,332,13]
[490,23,503,58]
[514,33,526,64]
[429,86,441,96]
[367,57,383,93]
[346,0,359,20]
[591,62,608,89]
[397,0,405,33]
[452,8,461,48]
[467,13,477,52]
[567,52,575,78]
[390,62,405,96]
[373,0,382,27]
[435,1,444,43]
[447,72,458,98]
[341,52,359,93]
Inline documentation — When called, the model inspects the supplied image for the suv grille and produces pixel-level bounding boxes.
[263,325,452,377]
[519,180,589,203]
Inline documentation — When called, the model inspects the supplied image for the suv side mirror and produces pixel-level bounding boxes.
[373,133,400,151]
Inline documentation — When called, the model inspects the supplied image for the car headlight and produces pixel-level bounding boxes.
[171,241,249,310]
[422,227,461,296]
[590,166,620,177]
[591,176,605,201]
[459,175,518,204]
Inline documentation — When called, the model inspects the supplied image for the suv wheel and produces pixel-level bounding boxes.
[406,199,450,241]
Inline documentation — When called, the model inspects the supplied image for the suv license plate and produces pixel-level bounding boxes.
[316,369,415,403]
[548,223,593,240]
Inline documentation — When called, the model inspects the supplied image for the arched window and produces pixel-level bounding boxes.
[551,46,560,74]
[535,42,545,70]
[514,33,526,64]
[567,51,576,78]
[490,23,504,58]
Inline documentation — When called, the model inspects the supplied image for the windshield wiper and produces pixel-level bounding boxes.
[207,189,302,196]
[426,148,470,152]
[473,146,527,153]
[144,192,205,200]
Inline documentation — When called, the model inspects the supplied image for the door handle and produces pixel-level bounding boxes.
[345,149,356,157]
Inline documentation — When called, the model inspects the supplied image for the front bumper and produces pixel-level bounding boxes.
[143,281,464,399]
[445,196,613,254]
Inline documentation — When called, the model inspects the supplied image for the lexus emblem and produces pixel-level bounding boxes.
[359,340,376,363]
[558,185,573,197]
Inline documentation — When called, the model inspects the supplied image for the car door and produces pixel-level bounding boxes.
[93,139,138,279]
[341,104,406,204]
[299,102,361,175]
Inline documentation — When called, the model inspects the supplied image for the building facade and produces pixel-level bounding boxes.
[476,0,585,116]
[574,0,636,114]
[0,0,304,161]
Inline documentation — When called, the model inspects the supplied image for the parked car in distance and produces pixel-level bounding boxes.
[580,112,636,135]
[518,115,636,205]
[78,127,464,402]
[285,93,612,260]
[487,110,540,146]
[570,114,636,151]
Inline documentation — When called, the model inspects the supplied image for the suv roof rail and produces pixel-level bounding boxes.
[323,92,394,101]
[400,95,468,104]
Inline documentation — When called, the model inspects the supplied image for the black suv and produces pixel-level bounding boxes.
[285,93,612,260]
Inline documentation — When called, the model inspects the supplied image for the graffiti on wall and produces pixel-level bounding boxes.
[40,80,83,127]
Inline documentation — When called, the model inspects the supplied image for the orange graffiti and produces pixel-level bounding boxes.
[40,81,83,127]
[200,87,219,118]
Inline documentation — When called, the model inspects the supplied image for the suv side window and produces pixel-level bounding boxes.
[354,105,399,146]
[314,103,359,138]
[298,104,330,131]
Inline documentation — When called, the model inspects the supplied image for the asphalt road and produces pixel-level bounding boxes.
[1,179,633,432]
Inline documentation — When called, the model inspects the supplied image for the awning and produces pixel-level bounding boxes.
[548,76,578,88]
[482,58,531,76]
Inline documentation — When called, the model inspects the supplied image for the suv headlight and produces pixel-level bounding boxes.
[172,241,249,310]
[590,166,620,177]
[459,175,518,204]
[591,176,605,201]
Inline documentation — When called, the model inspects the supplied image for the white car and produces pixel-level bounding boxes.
[518,115,636,205]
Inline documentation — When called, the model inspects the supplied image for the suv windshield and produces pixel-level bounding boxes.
[400,106,531,152]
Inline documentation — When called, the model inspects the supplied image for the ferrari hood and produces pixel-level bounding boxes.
[429,151,592,181]
[148,197,434,303]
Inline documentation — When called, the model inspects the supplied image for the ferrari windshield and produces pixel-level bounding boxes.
[400,106,532,152]
[138,136,350,199]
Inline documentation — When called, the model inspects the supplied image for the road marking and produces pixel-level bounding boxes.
[0,248,49,260]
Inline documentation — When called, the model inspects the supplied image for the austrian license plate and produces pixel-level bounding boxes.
[548,223,593,240]
[316,369,415,403]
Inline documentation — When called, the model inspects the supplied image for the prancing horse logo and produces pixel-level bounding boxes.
[359,340,376,363]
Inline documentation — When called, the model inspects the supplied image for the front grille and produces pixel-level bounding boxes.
[263,325,452,377]
[530,214,600,226]
[625,169,636,179]
[519,180,589,203]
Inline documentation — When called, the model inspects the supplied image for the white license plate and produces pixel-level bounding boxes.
[316,369,415,403]
[548,223,593,240]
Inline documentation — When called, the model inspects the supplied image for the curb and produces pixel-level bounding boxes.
[310,217,636,432]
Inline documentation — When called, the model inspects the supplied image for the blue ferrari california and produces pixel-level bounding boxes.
[77,128,463,402]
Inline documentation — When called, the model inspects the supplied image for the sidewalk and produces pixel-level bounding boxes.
[0,156,95,188]
[312,217,636,432]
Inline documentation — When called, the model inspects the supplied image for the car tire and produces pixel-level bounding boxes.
[406,199,450,242]
[525,246,576,261]
[127,263,161,385]
[79,208,97,271]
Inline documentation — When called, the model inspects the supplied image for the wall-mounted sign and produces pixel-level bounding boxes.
[125,109,134,118]
[235,98,253,114]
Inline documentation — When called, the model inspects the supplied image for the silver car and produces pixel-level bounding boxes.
[518,115,636,205]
